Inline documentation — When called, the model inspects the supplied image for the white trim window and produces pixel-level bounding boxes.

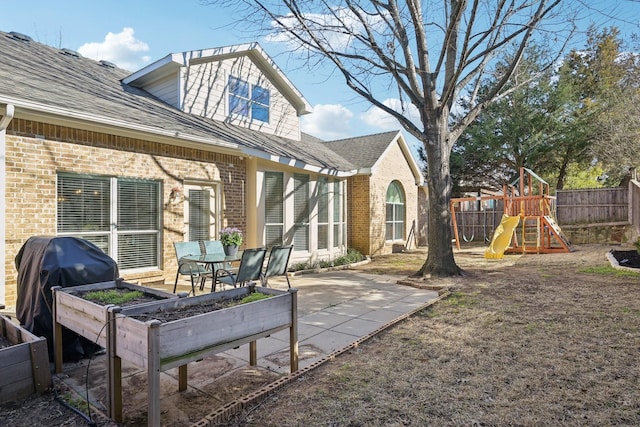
[386,181,405,241]
[264,171,284,247]
[228,75,270,123]
[293,173,310,251]
[317,177,329,250]
[57,173,161,271]
[333,180,346,248]
[184,183,220,242]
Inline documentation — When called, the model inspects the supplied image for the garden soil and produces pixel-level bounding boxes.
[2,244,639,426]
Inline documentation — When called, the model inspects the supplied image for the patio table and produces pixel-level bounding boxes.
[182,252,243,292]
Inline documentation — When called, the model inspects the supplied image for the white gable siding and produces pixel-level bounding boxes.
[181,57,300,140]
[141,72,181,109]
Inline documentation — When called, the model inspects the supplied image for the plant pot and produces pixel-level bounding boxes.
[224,244,238,256]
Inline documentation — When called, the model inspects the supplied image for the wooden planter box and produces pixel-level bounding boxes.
[0,315,51,403]
[111,285,298,426]
[52,278,181,373]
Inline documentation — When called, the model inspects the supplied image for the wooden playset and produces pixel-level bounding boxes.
[451,167,572,258]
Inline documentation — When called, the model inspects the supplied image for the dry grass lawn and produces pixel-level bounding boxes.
[225,244,640,427]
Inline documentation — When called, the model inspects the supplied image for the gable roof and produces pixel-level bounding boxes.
[323,130,424,184]
[124,43,313,116]
[0,31,354,175]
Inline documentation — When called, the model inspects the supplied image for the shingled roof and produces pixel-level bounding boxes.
[323,130,401,169]
[0,31,356,174]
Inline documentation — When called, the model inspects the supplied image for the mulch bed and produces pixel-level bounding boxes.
[129,297,246,323]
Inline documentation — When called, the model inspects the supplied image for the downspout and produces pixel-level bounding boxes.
[0,104,15,309]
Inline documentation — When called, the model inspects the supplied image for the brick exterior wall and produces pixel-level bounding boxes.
[347,141,420,256]
[369,141,419,255]
[347,175,371,255]
[4,119,246,308]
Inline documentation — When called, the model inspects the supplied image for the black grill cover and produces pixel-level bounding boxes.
[15,236,118,361]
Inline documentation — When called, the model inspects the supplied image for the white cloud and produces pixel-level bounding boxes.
[360,98,421,131]
[266,7,387,52]
[301,104,353,140]
[78,27,151,71]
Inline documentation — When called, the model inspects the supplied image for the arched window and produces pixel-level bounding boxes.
[386,181,405,241]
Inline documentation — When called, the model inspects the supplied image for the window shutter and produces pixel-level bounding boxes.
[188,189,212,242]
[333,181,343,247]
[57,174,111,233]
[293,174,309,251]
[118,180,159,230]
[265,172,284,247]
[117,179,160,269]
[318,177,329,249]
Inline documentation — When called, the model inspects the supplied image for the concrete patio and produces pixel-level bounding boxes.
[56,269,444,425]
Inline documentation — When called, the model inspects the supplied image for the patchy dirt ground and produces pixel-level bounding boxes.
[2,244,639,426]
[224,244,640,426]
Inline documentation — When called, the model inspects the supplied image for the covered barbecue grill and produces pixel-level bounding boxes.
[15,236,118,361]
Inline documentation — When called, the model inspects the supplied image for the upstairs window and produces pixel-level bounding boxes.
[228,76,270,123]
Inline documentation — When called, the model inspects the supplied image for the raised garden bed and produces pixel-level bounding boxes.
[111,285,298,426]
[0,315,51,404]
[52,278,181,373]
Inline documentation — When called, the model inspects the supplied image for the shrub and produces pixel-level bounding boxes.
[287,249,365,272]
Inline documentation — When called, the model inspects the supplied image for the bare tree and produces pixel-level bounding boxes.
[206,0,573,277]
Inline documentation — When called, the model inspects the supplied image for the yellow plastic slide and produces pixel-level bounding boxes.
[484,214,520,259]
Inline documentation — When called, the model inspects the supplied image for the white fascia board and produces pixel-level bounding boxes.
[122,54,179,86]
[241,146,356,177]
[247,45,313,115]
[0,96,241,154]
[137,43,313,116]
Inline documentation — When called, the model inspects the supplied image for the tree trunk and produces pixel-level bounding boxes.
[415,124,463,277]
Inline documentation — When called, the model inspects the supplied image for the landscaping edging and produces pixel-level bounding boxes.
[190,287,450,427]
[606,249,640,272]
[288,257,371,276]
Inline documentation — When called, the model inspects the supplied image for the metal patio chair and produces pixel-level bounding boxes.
[212,247,267,292]
[262,245,294,288]
[173,241,209,295]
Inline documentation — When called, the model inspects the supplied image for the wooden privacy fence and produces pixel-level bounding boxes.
[630,180,640,233]
[556,187,629,225]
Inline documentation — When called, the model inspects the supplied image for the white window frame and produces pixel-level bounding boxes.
[228,75,270,123]
[385,181,406,241]
[264,171,284,247]
[56,173,161,272]
[183,182,221,242]
[333,180,346,248]
[293,173,310,252]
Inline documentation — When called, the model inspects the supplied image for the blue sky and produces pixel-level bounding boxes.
[2,0,639,152]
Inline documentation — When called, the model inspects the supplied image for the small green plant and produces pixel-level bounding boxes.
[219,227,243,246]
[288,249,366,272]
[239,292,271,304]
[83,289,144,305]
[60,391,90,414]
[318,259,333,268]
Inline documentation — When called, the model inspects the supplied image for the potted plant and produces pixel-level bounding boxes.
[219,227,243,255]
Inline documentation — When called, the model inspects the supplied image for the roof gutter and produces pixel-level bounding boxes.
[0,103,15,307]
[0,103,14,130]
[241,146,357,177]
[0,96,243,155]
